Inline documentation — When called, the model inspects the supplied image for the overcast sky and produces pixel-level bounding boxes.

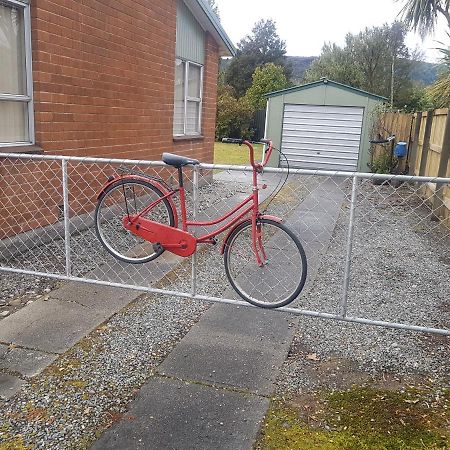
[217,0,448,62]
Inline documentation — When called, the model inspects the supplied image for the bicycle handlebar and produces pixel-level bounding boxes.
[221,137,273,169]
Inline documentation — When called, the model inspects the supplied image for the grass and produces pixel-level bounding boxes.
[257,386,450,450]
[214,142,263,166]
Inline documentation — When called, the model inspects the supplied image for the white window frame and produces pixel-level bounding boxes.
[0,0,34,147]
[174,58,203,137]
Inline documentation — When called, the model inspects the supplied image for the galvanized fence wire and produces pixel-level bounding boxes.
[0,153,449,335]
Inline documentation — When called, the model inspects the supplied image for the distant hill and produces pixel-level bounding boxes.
[409,60,439,85]
[220,55,439,87]
[286,56,317,83]
[287,56,439,86]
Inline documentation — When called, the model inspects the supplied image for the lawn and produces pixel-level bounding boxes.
[214,142,263,165]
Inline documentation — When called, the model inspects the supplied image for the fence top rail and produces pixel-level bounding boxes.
[0,152,167,167]
[202,163,450,183]
[1,152,450,184]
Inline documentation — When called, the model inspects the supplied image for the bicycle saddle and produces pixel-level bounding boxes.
[162,153,200,168]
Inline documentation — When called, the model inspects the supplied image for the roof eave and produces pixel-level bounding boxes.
[183,0,236,57]
[265,79,388,102]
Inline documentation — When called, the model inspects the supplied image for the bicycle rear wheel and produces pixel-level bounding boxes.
[95,179,175,263]
[223,219,307,308]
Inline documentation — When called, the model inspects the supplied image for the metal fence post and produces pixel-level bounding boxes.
[61,159,71,277]
[191,165,199,296]
[341,175,359,318]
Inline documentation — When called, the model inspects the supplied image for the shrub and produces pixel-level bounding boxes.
[216,85,254,140]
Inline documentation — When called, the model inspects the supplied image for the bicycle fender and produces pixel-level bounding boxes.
[220,215,283,255]
[96,175,179,227]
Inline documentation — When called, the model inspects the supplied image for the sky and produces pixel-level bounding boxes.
[217,0,449,62]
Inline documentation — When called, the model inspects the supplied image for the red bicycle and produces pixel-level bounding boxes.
[94,139,307,308]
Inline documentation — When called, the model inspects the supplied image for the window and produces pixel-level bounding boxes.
[0,0,33,146]
[173,58,203,136]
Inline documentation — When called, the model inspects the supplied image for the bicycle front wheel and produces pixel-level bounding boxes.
[95,179,175,264]
[224,219,307,308]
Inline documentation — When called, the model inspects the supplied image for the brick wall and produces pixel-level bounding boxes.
[1,0,220,240]
[31,0,217,161]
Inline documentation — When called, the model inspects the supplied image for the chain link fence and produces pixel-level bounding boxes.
[0,153,449,335]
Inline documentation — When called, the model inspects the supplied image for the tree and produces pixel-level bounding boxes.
[206,0,220,20]
[304,43,363,87]
[303,22,416,107]
[245,63,289,110]
[399,0,450,37]
[216,84,254,139]
[427,42,450,107]
[224,19,289,97]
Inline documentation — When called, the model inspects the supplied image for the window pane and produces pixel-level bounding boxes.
[0,3,26,95]
[173,59,185,135]
[188,64,201,98]
[0,101,29,143]
[186,101,200,134]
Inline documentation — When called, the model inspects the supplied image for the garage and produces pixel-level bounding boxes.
[264,79,386,172]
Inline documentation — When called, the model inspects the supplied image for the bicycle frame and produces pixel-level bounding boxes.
[117,140,277,265]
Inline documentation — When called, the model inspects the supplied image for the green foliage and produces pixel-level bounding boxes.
[369,148,396,174]
[426,41,450,107]
[409,59,439,85]
[215,84,254,140]
[214,142,262,165]
[287,56,318,83]
[257,387,449,450]
[399,0,450,38]
[304,22,420,108]
[368,148,395,174]
[400,84,434,111]
[304,43,363,87]
[245,63,289,110]
[224,19,289,97]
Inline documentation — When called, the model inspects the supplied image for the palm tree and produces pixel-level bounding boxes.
[427,41,450,106]
[399,0,450,37]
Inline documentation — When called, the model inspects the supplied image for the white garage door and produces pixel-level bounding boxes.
[280,104,364,171]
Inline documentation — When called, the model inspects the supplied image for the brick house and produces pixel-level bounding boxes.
[0,0,235,240]
[1,0,234,159]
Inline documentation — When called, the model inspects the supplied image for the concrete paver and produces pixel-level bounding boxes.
[0,296,124,354]
[92,377,269,450]
[159,304,297,395]
[0,374,26,400]
[50,282,139,312]
[0,345,59,377]
[92,176,345,449]
[1,172,346,448]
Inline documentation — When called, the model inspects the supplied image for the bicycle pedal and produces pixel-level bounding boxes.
[152,242,164,254]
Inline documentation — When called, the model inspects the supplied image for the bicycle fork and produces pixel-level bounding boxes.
[251,184,267,267]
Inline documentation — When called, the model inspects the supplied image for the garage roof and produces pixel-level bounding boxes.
[265,78,388,102]
[184,0,236,57]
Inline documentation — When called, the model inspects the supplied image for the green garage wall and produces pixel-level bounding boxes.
[264,81,386,172]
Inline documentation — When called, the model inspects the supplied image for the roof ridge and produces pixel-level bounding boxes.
[265,78,388,101]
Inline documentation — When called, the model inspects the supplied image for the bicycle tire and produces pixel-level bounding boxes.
[95,178,175,264]
[223,218,307,308]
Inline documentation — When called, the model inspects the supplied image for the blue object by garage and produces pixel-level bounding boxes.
[394,142,408,157]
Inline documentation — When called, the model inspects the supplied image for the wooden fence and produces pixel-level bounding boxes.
[377,109,450,227]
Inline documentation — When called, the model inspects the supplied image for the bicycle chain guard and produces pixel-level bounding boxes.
[122,216,197,257]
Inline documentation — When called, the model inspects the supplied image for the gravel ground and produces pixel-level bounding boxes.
[276,180,450,395]
[2,174,448,447]
[0,177,246,319]
[0,172,312,449]
[0,171,314,317]
[0,253,213,449]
